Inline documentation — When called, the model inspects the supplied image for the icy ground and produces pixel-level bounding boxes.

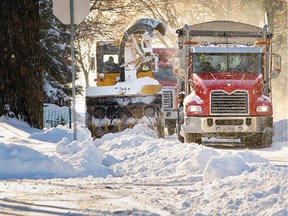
[0,115,287,215]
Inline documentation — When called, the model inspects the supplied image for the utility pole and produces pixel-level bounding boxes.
[53,0,90,140]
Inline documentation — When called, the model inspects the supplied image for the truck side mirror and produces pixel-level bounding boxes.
[271,54,281,79]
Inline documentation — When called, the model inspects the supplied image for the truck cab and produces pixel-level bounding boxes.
[175,21,281,147]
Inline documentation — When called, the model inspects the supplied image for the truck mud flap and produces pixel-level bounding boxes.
[86,94,164,138]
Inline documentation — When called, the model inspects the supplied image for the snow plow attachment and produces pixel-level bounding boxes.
[86,94,164,138]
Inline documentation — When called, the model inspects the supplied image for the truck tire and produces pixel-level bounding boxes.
[177,106,184,143]
[177,131,184,143]
[156,115,165,138]
[166,120,176,135]
[176,122,184,143]
[185,133,201,144]
[167,126,175,135]
[241,132,272,148]
[257,132,273,148]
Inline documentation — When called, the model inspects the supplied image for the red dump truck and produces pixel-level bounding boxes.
[174,21,281,147]
[153,48,178,135]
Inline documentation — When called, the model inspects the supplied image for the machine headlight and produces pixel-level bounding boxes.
[256,105,269,112]
[99,73,105,80]
[187,105,202,113]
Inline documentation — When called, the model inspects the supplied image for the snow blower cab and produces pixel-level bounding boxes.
[86,18,166,138]
[95,40,121,87]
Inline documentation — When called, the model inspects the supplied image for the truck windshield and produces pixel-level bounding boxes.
[97,45,120,73]
[153,66,177,81]
[193,53,261,73]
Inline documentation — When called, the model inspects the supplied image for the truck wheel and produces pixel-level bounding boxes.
[185,133,201,144]
[178,134,184,143]
[176,121,184,142]
[241,133,272,148]
[257,132,272,148]
[176,123,184,142]
[167,126,175,135]
[155,119,165,138]
[177,107,184,143]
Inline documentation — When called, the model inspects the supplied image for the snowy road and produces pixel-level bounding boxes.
[0,179,175,215]
[0,172,287,216]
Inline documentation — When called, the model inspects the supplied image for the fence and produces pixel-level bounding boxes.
[43,104,71,128]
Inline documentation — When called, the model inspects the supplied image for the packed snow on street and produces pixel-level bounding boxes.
[0,101,287,215]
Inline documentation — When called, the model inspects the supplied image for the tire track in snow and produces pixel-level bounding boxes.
[0,122,29,138]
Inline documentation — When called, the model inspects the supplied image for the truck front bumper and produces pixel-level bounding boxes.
[182,116,273,138]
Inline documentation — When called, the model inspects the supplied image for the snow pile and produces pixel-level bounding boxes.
[56,137,109,177]
[0,118,285,182]
[0,116,40,135]
[180,164,288,216]
[29,124,90,143]
[203,154,253,181]
[31,124,109,178]
[0,119,108,179]
[273,119,287,142]
[176,148,219,173]
[271,119,288,153]
[96,126,274,183]
[0,116,287,215]
[0,143,76,179]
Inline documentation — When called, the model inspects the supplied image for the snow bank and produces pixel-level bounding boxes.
[273,119,287,142]
[0,117,286,184]
[176,148,219,173]
[56,138,109,177]
[0,142,76,179]
[0,121,107,179]
[29,127,73,143]
[203,154,253,181]
[96,124,276,183]
[271,120,288,153]
[29,123,90,143]
[0,116,40,134]
[1,115,287,215]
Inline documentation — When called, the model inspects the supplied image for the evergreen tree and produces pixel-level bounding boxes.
[39,0,82,104]
[0,0,43,128]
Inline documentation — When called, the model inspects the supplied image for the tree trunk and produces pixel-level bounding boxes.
[0,0,43,128]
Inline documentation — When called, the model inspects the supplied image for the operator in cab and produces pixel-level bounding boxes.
[104,56,118,72]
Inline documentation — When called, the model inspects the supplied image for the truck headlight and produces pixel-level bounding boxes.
[256,105,269,112]
[187,105,202,113]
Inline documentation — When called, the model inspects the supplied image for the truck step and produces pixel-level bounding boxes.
[201,138,244,148]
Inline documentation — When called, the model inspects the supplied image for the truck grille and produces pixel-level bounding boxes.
[211,91,248,115]
[163,91,173,109]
